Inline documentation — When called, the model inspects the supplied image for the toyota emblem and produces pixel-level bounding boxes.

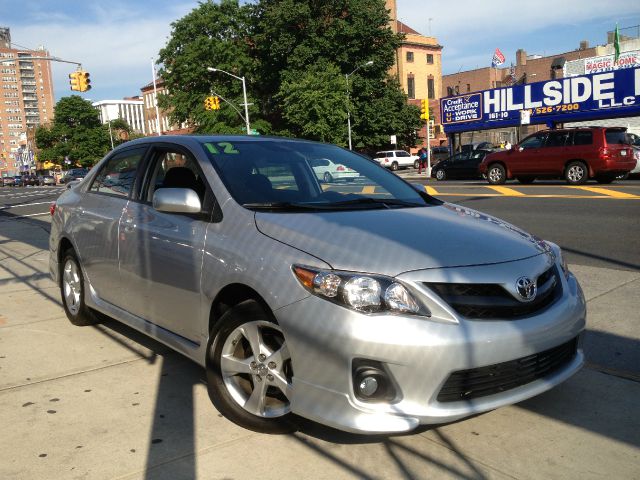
[516,276,537,302]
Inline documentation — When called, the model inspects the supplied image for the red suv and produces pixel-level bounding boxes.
[479,127,635,185]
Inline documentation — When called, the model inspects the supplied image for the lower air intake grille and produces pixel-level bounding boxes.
[437,337,578,402]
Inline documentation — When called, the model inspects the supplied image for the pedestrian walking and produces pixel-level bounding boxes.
[418,147,428,174]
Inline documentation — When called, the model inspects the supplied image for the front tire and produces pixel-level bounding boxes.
[435,169,446,181]
[487,164,506,184]
[391,161,399,171]
[565,161,588,185]
[206,300,297,434]
[60,248,98,326]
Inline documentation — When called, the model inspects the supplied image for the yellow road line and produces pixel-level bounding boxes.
[361,185,376,194]
[568,186,640,199]
[424,186,439,196]
[487,186,525,196]
[431,193,640,199]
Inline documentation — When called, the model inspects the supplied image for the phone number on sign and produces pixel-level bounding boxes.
[529,104,580,115]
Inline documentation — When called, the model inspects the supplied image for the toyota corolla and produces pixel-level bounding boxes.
[49,136,585,434]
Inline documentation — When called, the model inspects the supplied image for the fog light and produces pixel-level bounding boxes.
[358,376,379,397]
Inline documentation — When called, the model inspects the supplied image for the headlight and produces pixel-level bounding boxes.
[545,241,570,279]
[293,265,428,316]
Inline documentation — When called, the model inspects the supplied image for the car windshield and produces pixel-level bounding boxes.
[201,139,431,211]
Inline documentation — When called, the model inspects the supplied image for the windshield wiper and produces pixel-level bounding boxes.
[330,198,424,209]
[242,202,325,211]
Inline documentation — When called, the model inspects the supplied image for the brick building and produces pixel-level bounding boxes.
[141,78,192,136]
[386,1,446,148]
[0,27,55,177]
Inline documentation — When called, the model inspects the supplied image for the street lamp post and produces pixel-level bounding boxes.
[207,67,251,135]
[345,61,373,150]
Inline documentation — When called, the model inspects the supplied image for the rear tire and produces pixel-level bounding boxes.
[487,164,506,185]
[323,172,333,183]
[60,248,98,326]
[565,161,588,185]
[206,300,297,434]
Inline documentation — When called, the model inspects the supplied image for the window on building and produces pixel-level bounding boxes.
[466,84,471,92]
[427,78,435,99]
[426,54,434,64]
[407,77,415,99]
[406,51,414,62]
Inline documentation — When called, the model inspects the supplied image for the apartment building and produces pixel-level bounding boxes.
[140,78,192,136]
[386,1,445,147]
[0,27,54,176]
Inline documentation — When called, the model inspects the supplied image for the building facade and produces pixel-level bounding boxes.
[0,27,55,176]
[140,79,192,136]
[386,1,445,148]
[93,98,146,134]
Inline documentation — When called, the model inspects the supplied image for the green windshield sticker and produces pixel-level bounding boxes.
[205,142,240,155]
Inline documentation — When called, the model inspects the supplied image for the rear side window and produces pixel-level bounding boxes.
[605,130,628,145]
[571,131,593,146]
[89,148,145,198]
[397,151,410,157]
[545,131,569,148]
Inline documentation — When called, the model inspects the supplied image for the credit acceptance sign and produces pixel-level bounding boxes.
[441,66,640,133]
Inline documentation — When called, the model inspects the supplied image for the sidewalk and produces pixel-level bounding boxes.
[1,218,638,479]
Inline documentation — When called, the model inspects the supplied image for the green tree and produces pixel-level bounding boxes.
[35,96,110,167]
[157,0,421,149]
[157,0,258,134]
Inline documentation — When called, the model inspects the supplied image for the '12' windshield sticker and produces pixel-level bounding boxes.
[205,142,240,155]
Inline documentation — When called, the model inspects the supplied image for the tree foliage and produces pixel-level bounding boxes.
[35,96,110,167]
[157,0,422,150]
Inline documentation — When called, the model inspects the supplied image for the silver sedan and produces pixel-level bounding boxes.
[49,136,585,434]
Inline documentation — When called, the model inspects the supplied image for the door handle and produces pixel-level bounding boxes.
[123,216,135,233]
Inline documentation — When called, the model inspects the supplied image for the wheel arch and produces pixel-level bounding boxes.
[208,283,275,339]
[58,236,75,265]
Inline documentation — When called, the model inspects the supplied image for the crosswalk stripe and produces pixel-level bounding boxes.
[568,186,640,199]
[487,186,525,196]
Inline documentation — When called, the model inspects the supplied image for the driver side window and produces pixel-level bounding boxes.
[145,150,206,204]
[520,134,545,150]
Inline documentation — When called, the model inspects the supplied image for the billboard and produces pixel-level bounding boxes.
[441,66,640,133]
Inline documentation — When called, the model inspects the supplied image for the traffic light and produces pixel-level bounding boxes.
[420,99,429,121]
[69,71,80,91]
[77,70,91,92]
[204,96,221,111]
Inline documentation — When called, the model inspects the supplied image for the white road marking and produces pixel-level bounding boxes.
[0,201,53,210]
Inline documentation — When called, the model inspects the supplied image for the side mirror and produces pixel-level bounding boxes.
[517,146,524,152]
[153,188,202,214]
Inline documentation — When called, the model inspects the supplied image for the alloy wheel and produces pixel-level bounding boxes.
[219,320,293,418]
[62,259,82,315]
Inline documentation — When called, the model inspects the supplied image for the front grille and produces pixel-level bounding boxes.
[437,337,577,402]
[425,266,561,319]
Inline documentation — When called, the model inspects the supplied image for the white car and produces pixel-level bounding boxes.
[373,150,420,171]
[310,158,359,182]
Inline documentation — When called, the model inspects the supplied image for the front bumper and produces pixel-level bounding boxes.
[275,256,586,434]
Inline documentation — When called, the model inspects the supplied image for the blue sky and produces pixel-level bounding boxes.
[3,0,640,102]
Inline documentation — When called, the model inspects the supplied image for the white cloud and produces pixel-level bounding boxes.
[9,2,194,99]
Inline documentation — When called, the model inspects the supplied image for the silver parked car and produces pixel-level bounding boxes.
[49,136,586,434]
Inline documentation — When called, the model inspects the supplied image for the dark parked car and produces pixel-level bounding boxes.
[431,150,492,181]
[22,174,38,186]
[1,176,15,187]
[461,142,494,154]
[13,175,23,187]
[479,127,635,185]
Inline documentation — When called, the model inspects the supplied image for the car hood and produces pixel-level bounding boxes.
[255,203,550,276]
